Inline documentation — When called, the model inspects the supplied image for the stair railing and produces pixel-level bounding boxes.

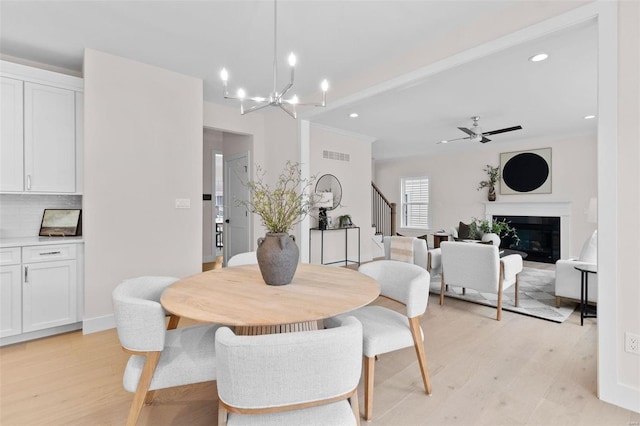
[371,182,396,237]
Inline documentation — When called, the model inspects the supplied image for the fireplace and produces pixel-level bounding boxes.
[493,215,560,263]
[484,201,571,261]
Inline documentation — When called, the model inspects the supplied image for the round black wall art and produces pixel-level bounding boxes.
[500,148,551,194]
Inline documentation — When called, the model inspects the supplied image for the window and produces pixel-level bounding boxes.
[401,176,429,229]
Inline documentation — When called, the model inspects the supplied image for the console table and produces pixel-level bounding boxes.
[309,227,360,267]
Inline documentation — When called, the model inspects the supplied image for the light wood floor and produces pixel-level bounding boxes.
[1,264,637,425]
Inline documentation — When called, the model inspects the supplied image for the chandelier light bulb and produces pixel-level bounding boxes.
[289,95,299,104]
[220,68,229,82]
[288,53,297,67]
[321,79,329,92]
[237,88,246,99]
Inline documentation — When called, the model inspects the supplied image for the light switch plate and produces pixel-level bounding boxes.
[175,198,191,209]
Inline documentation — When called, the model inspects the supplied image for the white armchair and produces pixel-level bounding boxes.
[555,230,598,307]
[440,241,523,321]
[215,316,363,426]
[112,276,220,426]
[325,260,432,420]
[382,235,441,275]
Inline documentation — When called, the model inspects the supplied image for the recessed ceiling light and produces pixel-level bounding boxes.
[349,113,359,118]
[584,115,596,120]
[529,53,549,62]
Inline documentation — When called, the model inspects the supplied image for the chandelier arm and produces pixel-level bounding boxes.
[278,103,297,119]
[241,101,274,115]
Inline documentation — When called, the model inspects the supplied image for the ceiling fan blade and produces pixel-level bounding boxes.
[436,136,470,144]
[457,127,475,136]
[483,125,523,136]
[479,136,492,143]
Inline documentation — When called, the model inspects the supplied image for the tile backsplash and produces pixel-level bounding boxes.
[0,194,83,238]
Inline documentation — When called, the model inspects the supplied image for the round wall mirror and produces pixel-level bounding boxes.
[315,174,342,211]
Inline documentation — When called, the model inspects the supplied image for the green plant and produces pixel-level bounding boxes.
[477,164,500,190]
[470,217,520,245]
[238,161,316,234]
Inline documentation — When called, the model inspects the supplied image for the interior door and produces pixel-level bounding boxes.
[224,152,250,264]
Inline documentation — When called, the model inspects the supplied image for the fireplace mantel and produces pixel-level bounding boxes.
[484,201,571,259]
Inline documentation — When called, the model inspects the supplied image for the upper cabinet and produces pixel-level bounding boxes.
[0,61,83,194]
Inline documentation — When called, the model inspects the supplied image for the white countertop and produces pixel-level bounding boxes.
[0,236,84,248]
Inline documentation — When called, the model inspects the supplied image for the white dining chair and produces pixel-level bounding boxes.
[216,316,363,425]
[112,276,220,426]
[325,260,432,420]
[226,251,258,267]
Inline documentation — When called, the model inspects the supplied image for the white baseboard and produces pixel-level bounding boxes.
[82,314,115,334]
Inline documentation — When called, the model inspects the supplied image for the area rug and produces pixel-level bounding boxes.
[429,267,576,323]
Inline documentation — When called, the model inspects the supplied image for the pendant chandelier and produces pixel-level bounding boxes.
[220,0,328,119]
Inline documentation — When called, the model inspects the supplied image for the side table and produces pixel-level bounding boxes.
[432,233,449,249]
[574,264,597,326]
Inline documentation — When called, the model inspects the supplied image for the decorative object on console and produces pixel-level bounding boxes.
[219,0,328,118]
[477,164,500,201]
[238,161,315,285]
[39,209,82,236]
[338,214,353,228]
[500,147,552,194]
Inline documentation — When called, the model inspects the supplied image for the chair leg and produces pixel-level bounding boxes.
[126,351,161,426]
[218,402,229,426]
[497,271,504,321]
[409,317,432,395]
[514,275,519,307]
[364,356,375,421]
[440,273,445,305]
[555,296,561,308]
[348,388,361,426]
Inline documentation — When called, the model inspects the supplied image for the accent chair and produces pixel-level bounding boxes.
[440,241,523,321]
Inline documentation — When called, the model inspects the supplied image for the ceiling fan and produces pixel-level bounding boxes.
[438,116,522,144]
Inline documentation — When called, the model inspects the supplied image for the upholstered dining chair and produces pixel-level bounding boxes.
[440,241,523,321]
[215,316,363,426]
[325,260,432,421]
[112,276,220,426]
[226,251,258,267]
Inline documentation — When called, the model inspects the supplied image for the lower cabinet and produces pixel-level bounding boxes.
[0,243,80,344]
[0,263,22,338]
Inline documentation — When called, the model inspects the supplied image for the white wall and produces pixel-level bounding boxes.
[615,0,640,396]
[375,134,597,255]
[83,49,203,331]
[308,125,373,265]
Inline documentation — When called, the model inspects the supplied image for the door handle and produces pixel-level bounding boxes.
[225,219,230,223]
[24,266,29,283]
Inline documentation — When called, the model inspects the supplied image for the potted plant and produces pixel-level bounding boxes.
[477,164,500,201]
[238,161,316,285]
[470,217,520,247]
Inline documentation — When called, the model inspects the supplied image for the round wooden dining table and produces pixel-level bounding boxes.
[161,263,380,335]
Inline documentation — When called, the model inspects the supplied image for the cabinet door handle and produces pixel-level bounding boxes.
[39,251,61,256]
[24,266,29,283]
[27,175,32,191]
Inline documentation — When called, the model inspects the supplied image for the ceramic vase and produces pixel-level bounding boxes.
[488,187,497,201]
[256,233,299,285]
[481,232,501,247]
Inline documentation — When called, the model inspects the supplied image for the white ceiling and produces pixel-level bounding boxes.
[0,1,597,160]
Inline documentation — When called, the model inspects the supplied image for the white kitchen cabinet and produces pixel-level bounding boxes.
[22,244,77,332]
[24,82,77,193]
[0,60,83,194]
[0,242,81,345]
[0,77,24,192]
[0,247,22,338]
